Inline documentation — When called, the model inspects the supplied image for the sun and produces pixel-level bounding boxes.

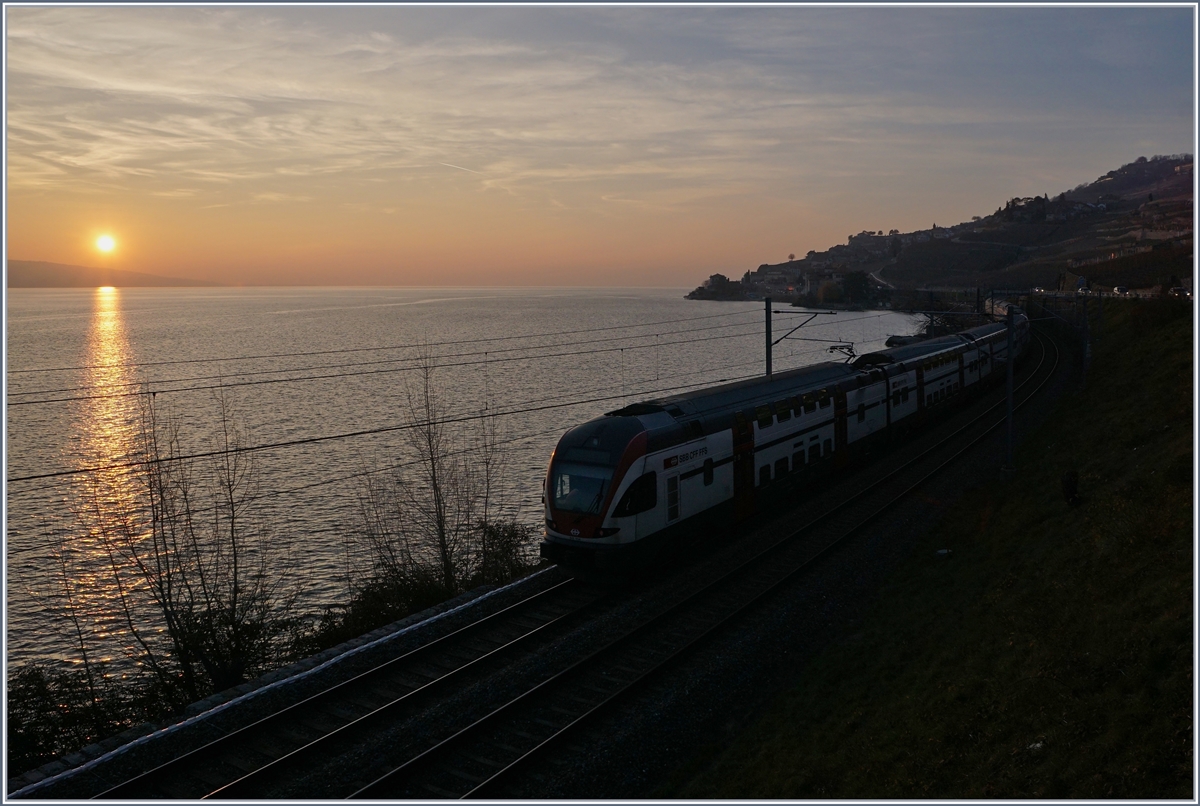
[96,235,116,253]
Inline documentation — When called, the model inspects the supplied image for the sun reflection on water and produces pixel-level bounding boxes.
[64,286,147,667]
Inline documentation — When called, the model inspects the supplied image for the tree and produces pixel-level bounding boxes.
[71,392,299,700]
[817,280,843,304]
[843,271,870,304]
[348,346,526,600]
[788,253,795,261]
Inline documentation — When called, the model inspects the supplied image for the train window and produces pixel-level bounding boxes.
[552,463,613,514]
[823,438,832,455]
[703,458,714,486]
[775,401,791,423]
[804,398,817,414]
[775,457,789,478]
[789,396,802,416]
[667,475,680,521]
[857,403,866,423]
[809,444,820,463]
[756,405,773,429]
[759,465,771,486]
[819,395,831,409]
[793,451,805,468]
[902,388,910,403]
[613,471,658,517]
[927,394,933,406]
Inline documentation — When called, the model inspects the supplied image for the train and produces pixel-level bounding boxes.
[540,306,1031,575]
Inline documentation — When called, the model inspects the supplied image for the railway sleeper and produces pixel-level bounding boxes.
[487,741,526,755]
[369,684,405,700]
[437,646,481,663]
[428,653,467,670]
[459,751,505,769]
[463,637,504,653]
[564,693,602,708]
[578,682,619,696]
[606,664,643,677]
[421,781,463,798]
[220,753,264,774]
[325,704,364,722]
[445,765,487,785]
[386,672,428,689]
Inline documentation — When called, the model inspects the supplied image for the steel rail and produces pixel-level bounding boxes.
[93,577,600,799]
[467,327,1063,797]
[352,328,1062,799]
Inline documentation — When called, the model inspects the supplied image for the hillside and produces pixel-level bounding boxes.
[693,155,1192,300]
[670,298,1193,797]
[7,260,220,288]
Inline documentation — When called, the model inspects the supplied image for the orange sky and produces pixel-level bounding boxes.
[6,6,1194,286]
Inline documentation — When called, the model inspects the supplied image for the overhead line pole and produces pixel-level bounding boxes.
[1005,304,1015,471]
[765,297,773,377]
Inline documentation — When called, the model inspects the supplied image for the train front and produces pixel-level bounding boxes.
[540,415,649,574]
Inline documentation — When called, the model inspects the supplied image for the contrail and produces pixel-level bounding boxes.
[439,162,482,174]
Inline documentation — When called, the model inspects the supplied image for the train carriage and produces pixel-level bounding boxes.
[541,309,1029,576]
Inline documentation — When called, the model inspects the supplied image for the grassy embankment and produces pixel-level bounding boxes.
[670,298,1193,798]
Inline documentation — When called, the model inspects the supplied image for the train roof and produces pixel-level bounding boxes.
[606,361,859,420]
[853,319,1012,368]
[852,334,964,367]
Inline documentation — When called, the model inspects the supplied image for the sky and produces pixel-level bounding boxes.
[5,5,1195,287]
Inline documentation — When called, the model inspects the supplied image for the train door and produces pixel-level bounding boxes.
[665,474,681,523]
[732,412,756,519]
[833,388,849,469]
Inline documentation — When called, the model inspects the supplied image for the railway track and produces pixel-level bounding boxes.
[344,328,1064,799]
[66,325,1063,801]
[90,577,606,799]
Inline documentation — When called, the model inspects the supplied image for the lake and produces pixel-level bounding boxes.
[6,287,920,668]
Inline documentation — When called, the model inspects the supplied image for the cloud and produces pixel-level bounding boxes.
[6,6,1193,248]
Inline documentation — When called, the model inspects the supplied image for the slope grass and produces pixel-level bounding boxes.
[671,299,1193,798]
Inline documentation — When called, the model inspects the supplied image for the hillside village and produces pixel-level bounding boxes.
[690,154,1193,305]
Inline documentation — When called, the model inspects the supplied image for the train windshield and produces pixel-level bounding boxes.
[551,462,613,515]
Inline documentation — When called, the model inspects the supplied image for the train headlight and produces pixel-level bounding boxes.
[595,527,621,538]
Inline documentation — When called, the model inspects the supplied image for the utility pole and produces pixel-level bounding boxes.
[765,297,773,377]
[1081,295,1090,384]
[1005,305,1015,471]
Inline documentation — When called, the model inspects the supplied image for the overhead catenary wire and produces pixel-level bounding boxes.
[8,324,770,407]
[8,349,817,560]
[8,316,767,400]
[6,341,847,571]
[6,354,800,485]
[5,422,575,562]
[9,307,764,376]
[6,338,840,490]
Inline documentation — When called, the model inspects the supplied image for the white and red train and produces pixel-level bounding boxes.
[540,308,1030,574]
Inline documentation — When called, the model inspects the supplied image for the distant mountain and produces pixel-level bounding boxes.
[6,260,221,288]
